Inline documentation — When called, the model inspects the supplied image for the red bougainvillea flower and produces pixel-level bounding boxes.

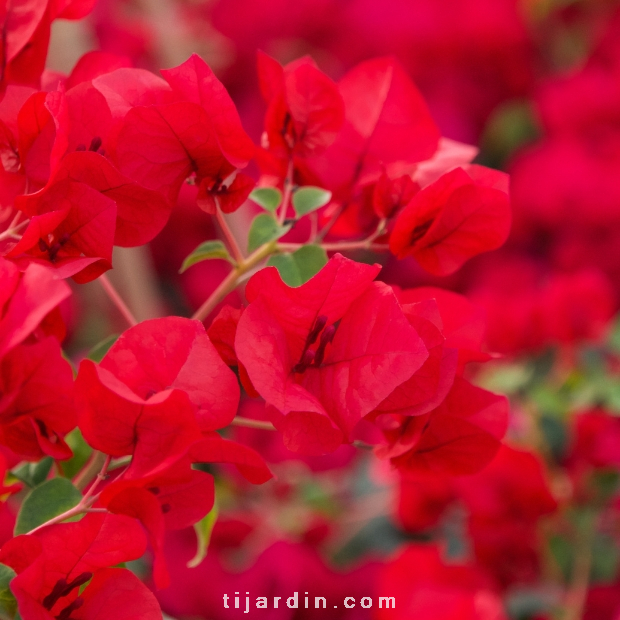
[389,165,511,275]
[0,513,162,620]
[7,179,116,282]
[372,170,419,219]
[306,56,441,195]
[45,151,174,247]
[368,284,492,437]
[397,286,490,370]
[2,73,175,249]
[206,305,259,397]
[64,50,132,90]
[455,445,558,587]
[367,297,458,423]
[397,446,557,584]
[258,51,345,158]
[472,263,615,355]
[398,471,455,532]
[0,0,97,94]
[196,170,255,215]
[157,533,382,620]
[0,451,21,496]
[97,433,271,589]
[98,458,214,589]
[377,376,509,475]
[16,88,70,189]
[207,305,243,368]
[377,545,507,620]
[235,253,429,455]
[290,56,441,240]
[114,54,255,207]
[567,409,620,471]
[0,337,75,460]
[74,317,272,587]
[0,258,70,357]
[75,317,240,464]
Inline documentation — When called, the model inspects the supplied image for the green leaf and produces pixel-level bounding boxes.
[11,457,54,489]
[86,334,119,363]
[266,245,328,287]
[247,214,291,253]
[292,186,331,218]
[592,533,620,583]
[15,478,82,535]
[187,504,218,568]
[0,563,17,619]
[249,187,282,212]
[180,240,236,273]
[548,535,571,581]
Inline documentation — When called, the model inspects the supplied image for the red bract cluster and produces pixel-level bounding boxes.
[472,261,616,355]
[0,3,535,618]
[235,254,507,467]
[0,258,73,460]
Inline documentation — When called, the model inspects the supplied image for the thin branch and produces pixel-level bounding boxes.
[315,203,344,242]
[280,241,390,253]
[191,266,240,323]
[277,158,295,226]
[99,273,138,327]
[281,220,388,255]
[27,503,94,535]
[309,211,318,241]
[191,240,278,322]
[563,511,598,620]
[108,455,132,472]
[29,454,112,535]
[231,416,277,431]
[7,212,22,230]
[0,217,28,242]
[73,450,108,492]
[216,202,245,264]
[80,454,112,502]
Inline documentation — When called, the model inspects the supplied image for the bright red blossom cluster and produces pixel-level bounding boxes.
[0,2,518,619]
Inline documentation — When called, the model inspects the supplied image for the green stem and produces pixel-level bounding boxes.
[277,158,295,226]
[191,240,278,322]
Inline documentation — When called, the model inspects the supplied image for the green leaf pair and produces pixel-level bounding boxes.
[267,245,328,287]
[251,186,331,219]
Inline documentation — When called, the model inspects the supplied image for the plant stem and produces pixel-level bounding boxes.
[280,241,389,253]
[0,217,28,242]
[283,219,388,254]
[29,454,112,535]
[80,455,112,502]
[27,504,91,535]
[216,202,245,264]
[277,158,295,225]
[108,455,132,472]
[315,203,343,242]
[563,510,598,620]
[231,416,277,430]
[73,450,108,492]
[191,240,278,322]
[99,273,138,327]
